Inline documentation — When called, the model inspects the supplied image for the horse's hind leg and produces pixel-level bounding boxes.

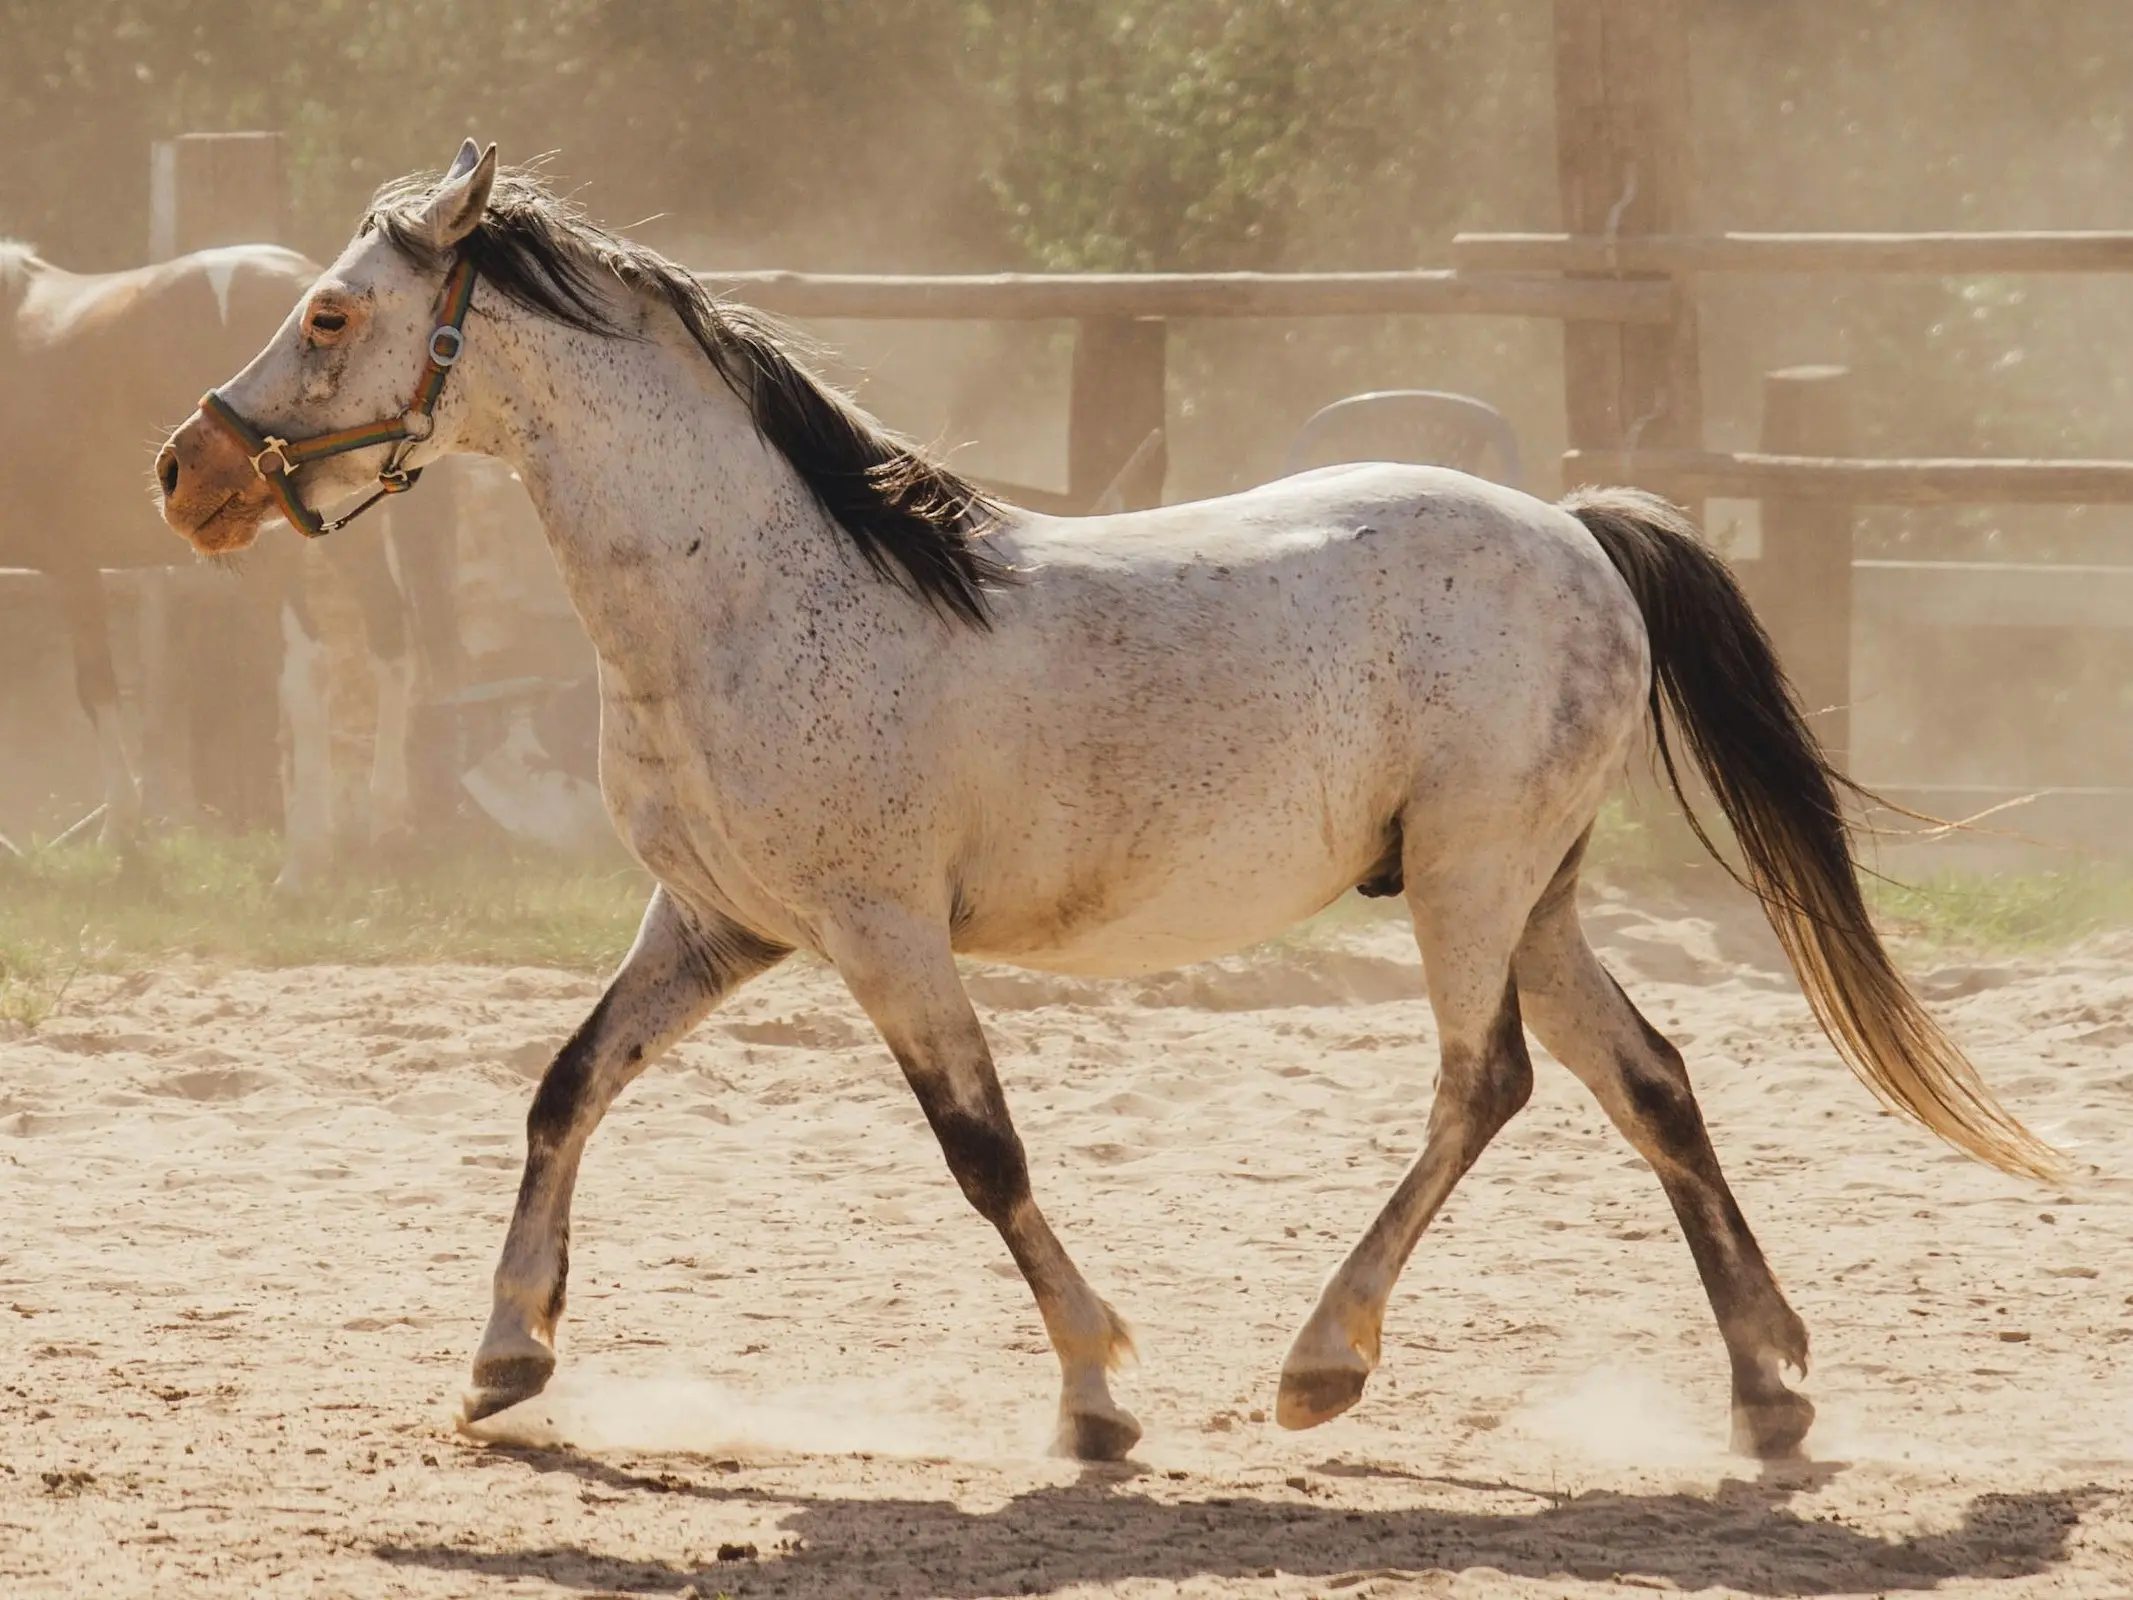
[1278,856,1536,1430]
[462,889,788,1425]
[825,909,1140,1461]
[1514,846,1814,1458]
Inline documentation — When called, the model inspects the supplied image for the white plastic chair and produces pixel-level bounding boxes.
[1282,390,1523,489]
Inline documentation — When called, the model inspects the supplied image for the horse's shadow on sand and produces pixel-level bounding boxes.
[375,1447,2102,1598]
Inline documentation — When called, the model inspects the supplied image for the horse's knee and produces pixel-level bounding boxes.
[926,1102,1032,1226]
[1607,1009,1708,1151]
[1457,981,1534,1136]
[1620,1045,1700,1132]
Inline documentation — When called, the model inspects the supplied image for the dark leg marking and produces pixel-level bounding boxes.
[1516,838,1814,1456]
[1607,972,1813,1458]
[466,903,788,1426]
[1470,978,1536,1135]
[924,1104,1033,1227]
[1279,975,1531,1430]
[858,989,1137,1462]
[524,990,614,1150]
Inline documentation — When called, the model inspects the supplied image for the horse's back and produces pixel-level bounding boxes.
[995,461,1641,737]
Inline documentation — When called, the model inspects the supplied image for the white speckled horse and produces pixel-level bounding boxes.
[156,142,2055,1462]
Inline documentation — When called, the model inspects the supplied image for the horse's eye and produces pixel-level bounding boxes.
[308,309,348,336]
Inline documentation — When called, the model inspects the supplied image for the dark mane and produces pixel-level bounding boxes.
[364,168,1011,628]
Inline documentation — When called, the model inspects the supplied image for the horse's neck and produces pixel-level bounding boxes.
[469,303,848,666]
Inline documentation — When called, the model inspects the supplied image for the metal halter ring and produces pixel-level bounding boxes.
[250,437,295,479]
[427,325,465,367]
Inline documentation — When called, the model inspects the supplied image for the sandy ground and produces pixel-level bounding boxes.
[4,884,2132,1598]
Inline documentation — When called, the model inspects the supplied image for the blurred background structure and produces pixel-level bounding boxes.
[6,0,2133,860]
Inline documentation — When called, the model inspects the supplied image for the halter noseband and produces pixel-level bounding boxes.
[194,256,479,538]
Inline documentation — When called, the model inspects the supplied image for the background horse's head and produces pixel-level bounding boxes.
[156,139,497,555]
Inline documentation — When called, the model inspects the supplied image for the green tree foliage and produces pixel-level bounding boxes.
[3,0,2130,490]
[0,0,994,267]
[968,0,1549,271]
[0,0,1548,272]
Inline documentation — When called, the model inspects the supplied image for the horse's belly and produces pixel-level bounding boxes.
[960,818,1374,978]
[986,898,1343,979]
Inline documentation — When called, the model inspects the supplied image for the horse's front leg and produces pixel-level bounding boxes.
[462,889,787,1424]
[826,909,1140,1460]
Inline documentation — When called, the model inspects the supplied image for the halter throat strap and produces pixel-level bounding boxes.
[196,255,479,538]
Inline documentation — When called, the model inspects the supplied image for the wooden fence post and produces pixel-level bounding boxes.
[1553,0,1708,861]
[1758,364,1856,767]
[150,132,288,259]
[1552,0,1702,503]
[1068,317,1167,511]
[146,132,289,831]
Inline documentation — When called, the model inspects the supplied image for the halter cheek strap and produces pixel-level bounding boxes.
[195,256,479,538]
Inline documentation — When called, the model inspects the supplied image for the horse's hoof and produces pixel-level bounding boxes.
[1276,1364,1368,1430]
[1053,1406,1142,1462]
[1731,1390,1815,1459]
[458,1351,556,1428]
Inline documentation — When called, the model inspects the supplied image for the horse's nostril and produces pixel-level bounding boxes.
[156,448,180,498]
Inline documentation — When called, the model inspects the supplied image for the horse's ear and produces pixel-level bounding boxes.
[444,138,482,183]
[419,141,497,251]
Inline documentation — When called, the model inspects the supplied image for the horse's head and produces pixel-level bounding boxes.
[157,139,497,555]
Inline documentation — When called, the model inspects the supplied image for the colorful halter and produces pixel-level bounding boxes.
[194,256,479,538]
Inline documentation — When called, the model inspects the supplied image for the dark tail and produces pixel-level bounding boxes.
[1563,485,2060,1181]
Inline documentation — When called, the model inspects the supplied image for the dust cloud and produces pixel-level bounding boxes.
[463,1368,1032,1461]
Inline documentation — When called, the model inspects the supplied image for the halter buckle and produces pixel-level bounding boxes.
[427,325,465,367]
[249,437,295,479]
[379,468,417,494]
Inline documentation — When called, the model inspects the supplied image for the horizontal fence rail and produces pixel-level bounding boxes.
[695,268,1674,323]
[1452,231,2133,275]
[1564,448,2133,505]
[1854,560,2133,630]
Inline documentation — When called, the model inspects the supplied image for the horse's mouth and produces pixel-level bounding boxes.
[181,489,268,556]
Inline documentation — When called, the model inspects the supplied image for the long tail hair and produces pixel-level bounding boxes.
[1564,485,2060,1181]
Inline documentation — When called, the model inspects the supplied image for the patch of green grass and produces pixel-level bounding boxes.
[2,818,2127,1003]
[0,831,652,996]
[0,943,69,1031]
[1270,797,2133,960]
[1585,785,2133,955]
[1867,869,2133,954]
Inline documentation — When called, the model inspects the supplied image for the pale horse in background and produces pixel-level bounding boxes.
[157,141,2057,1463]
[0,235,441,884]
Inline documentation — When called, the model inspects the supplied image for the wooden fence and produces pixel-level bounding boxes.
[21,3,2133,845]
[691,0,2133,815]
[690,268,1670,514]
